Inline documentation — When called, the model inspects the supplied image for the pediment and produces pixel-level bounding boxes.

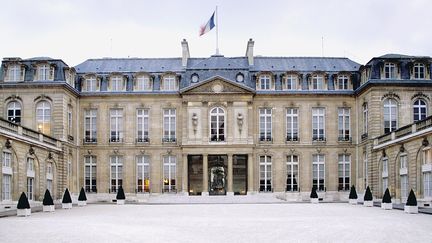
[180,76,255,95]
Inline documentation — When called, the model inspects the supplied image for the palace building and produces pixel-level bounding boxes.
[0,39,431,205]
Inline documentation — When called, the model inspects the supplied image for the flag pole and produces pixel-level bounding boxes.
[215,6,219,55]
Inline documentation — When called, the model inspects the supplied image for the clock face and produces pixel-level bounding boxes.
[212,83,223,93]
[236,74,244,82]
[191,74,199,83]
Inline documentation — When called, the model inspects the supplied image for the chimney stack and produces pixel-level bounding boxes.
[245,38,254,66]
[181,39,190,67]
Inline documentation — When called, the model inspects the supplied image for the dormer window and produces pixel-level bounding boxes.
[258,74,274,90]
[236,73,244,82]
[36,64,54,81]
[413,63,425,79]
[384,63,397,79]
[109,75,125,91]
[337,75,350,90]
[284,74,298,90]
[311,74,325,90]
[135,74,152,91]
[5,64,24,82]
[191,74,199,83]
[83,76,98,92]
[65,69,75,88]
[162,74,178,91]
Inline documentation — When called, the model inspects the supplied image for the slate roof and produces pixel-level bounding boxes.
[75,58,183,73]
[252,57,360,72]
[377,54,431,59]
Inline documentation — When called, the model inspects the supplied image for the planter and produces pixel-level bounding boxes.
[78,201,87,206]
[62,203,72,209]
[117,199,125,205]
[349,199,358,205]
[364,200,373,207]
[381,203,392,210]
[17,208,31,217]
[404,205,418,214]
[310,198,319,204]
[43,205,55,212]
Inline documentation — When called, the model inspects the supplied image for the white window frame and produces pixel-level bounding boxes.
[337,75,349,90]
[424,172,432,198]
[7,101,21,124]
[162,75,177,91]
[413,99,427,122]
[312,107,325,141]
[67,106,73,136]
[6,65,23,82]
[285,74,298,90]
[110,155,123,192]
[210,107,226,142]
[259,108,272,141]
[109,109,123,143]
[382,157,389,192]
[384,63,397,79]
[84,155,97,192]
[259,155,272,192]
[413,63,425,79]
[311,74,324,90]
[286,155,299,192]
[259,75,272,90]
[364,151,368,187]
[312,154,325,191]
[163,155,176,192]
[110,76,124,91]
[136,109,150,143]
[286,108,299,141]
[136,75,152,91]
[383,99,398,133]
[363,103,368,135]
[137,155,150,193]
[36,100,51,134]
[27,157,35,201]
[84,109,97,143]
[85,77,97,92]
[338,154,351,191]
[37,64,50,81]
[338,108,351,141]
[163,109,176,142]
[2,151,12,201]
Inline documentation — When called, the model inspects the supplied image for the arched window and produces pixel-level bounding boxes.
[36,100,51,134]
[7,101,21,123]
[383,99,397,133]
[210,107,225,142]
[413,99,427,122]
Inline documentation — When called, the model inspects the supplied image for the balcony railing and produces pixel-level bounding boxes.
[109,137,124,143]
[162,137,176,143]
[136,137,150,143]
[83,137,97,144]
[259,136,273,142]
[312,136,326,142]
[286,135,299,142]
[338,136,352,142]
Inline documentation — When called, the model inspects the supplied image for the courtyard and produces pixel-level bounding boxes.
[0,203,431,242]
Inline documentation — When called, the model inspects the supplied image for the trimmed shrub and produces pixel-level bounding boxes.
[406,189,417,206]
[62,188,72,204]
[364,186,373,201]
[17,192,30,209]
[349,185,358,199]
[43,189,54,206]
[78,187,87,201]
[382,188,392,203]
[116,186,125,200]
[310,186,318,199]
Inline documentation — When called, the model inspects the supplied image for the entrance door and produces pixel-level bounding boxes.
[188,155,203,195]
[233,155,248,195]
[208,155,227,195]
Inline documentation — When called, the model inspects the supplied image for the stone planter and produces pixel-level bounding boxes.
[78,201,87,206]
[43,205,55,212]
[364,200,373,207]
[349,199,358,205]
[117,199,125,205]
[404,205,418,214]
[310,198,319,204]
[17,208,31,217]
[381,203,392,210]
[62,203,72,209]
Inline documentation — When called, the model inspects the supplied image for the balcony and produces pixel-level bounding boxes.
[312,136,326,142]
[259,136,273,143]
[361,133,368,140]
[109,137,123,143]
[338,136,352,143]
[83,137,97,144]
[286,135,299,142]
[136,137,150,143]
[162,137,176,143]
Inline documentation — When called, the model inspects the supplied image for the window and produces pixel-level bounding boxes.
[163,155,176,192]
[384,63,397,79]
[259,108,272,141]
[383,99,397,133]
[361,68,370,85]
[67,105,73,136]
[110,76,124,91]
[338,154,350,191]
[110,155,123,192]
[312,154,325,191]
[84,76,97,92]
[162,75,177,91]
[258,75,272,90]
[286,155,298,192]
[37,64,54,81]
[7,101,21,123]
[413,63,425,79]
[110,109,123,143]
[36,100,51,134]
[382,157,388,192]
[311,74,324,90]
[46,162,53,193]
[424,172,432,198]
[400,155,408,199]
[84,109,97,143]
[137,109,150,143]
[285,74,298,90]
[84,156,97,192]
[338,108,350,141]
[163,109,176,142]
[210,107,225,142]
[364,151,368,187]
[312,108,325,141]
[413,99,427,122]
[337,75,349,90]
[137,155,150,193]
[65,70,75,87]
[5,65,24,82]
[2,151,12,201]
[286,108,298,141]
[27,157,35,200]
[362,103,368,135]
[3,151,11,168]
[136,75,152,91]
[259,156,272,192]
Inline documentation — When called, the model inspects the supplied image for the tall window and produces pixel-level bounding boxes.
[163,155,176,192]
[338,108,350,141]
[37,64,51,80]
[286,108,299,141]
[2,151,12,200]
[27,157,35,200]
[338,154,350,191]
[312,108,325,141]
[363,151,368,187]
[259,108,272,141]
[137,109,150,142]
[110,109,123,142]
[67,106,73,136]
[136,75,152,91]
[110,76,124,91]
[84,109,97,143]
[162,75,177,91]
[84,77,97,92]
[311,74,324,90]
[6,65,24,82]
[312,154,325,191]
[382,157,388,192]
[210,107,225,142]
[285,74,297,90]
[383,99,397,133]
[362,103,368,135]
[413,99,427,122]
[110,156,123,192]
[259,75,272,90]
[400,155,408,199]
[338,75,349,90]
[84,156,97,192]
[7,101,21,123]
[384,63,396,79]
[137,155,150,193]
[286,155,298,192]
[163,109,176,142]
[423,148,432,198]
[259,156,272,192]
[36,100,51,135]
[413,63,425,79]
[46,162,53,193]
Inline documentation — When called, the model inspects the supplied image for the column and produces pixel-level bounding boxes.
[182,154,188,195]
[247,153,254,194]
[202,154,208,196]
[227,154,233,196]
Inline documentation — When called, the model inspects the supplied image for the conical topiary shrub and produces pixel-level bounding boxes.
[78,187,87,206]
[348,185,358,204]
[62,188,72,209]
[363,186,373,207]
[17,192,31,217]
[43,189,55,212]
[404,189,418,214]
[381,188,392,210]
[116,186,126,205]
[310,186,319,203]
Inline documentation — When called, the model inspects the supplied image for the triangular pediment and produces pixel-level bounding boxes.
[180,76,255,95]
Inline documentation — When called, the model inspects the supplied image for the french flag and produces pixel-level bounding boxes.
[199,12,215,36]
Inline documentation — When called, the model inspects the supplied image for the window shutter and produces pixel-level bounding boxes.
[96,77,100,91]
[50,66,55,80]
[34,68,38,81]
[20,67,25,81]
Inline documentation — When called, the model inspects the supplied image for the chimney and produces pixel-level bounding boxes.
[181,39,190,67]
[245,38,254,66]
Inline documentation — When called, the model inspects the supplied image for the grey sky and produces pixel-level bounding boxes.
[0,0,431,66]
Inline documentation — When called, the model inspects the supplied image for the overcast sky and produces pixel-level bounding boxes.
[1,0,431,66]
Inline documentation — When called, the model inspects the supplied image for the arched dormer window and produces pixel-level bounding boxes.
[134,74,152,91]
[310,74,325,90]
[413,63,426,79]
[36,100,51,135]
[109,75,125,91]
[161,74,178,91]
[383,62,397,79]
[413,99,427,122]
[257,74,274,90]
[210,107,225,142]
[7,101,22,123]
[383,98,398,133]
[83,75,99,92]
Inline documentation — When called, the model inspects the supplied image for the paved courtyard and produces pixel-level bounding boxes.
[0,203,431,243]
